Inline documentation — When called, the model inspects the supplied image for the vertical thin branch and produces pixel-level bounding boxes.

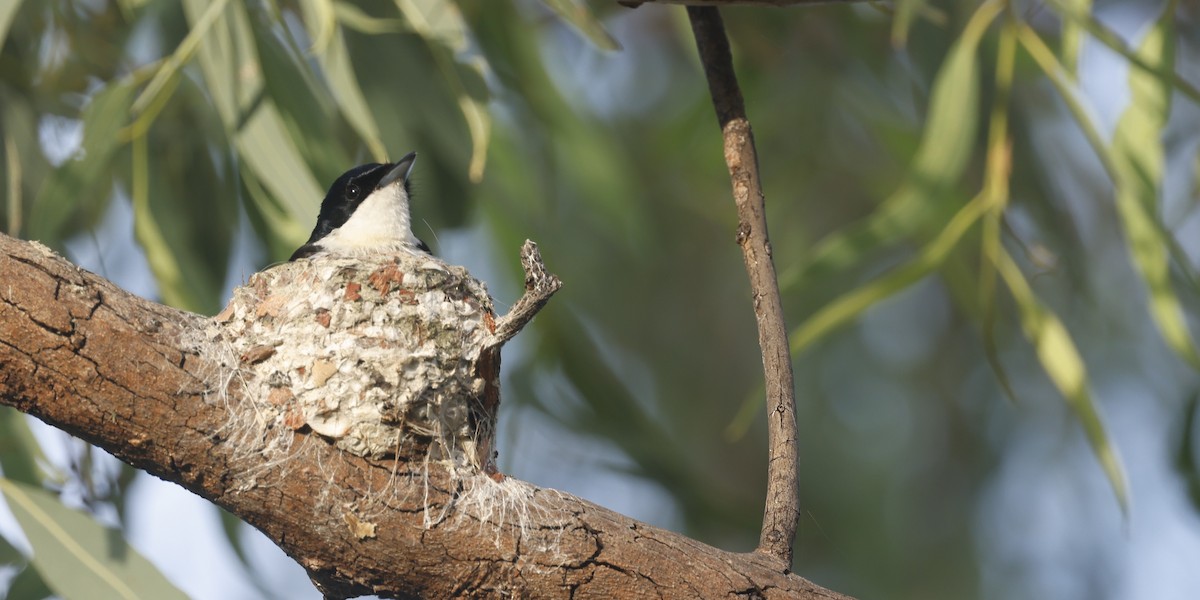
[687,7,799,566]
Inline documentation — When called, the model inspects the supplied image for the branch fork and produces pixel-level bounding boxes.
[486,240,562,350]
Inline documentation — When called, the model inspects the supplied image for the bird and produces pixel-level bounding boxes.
[289,152,431,261]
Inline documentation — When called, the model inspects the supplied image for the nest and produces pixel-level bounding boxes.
[204,252,499,473]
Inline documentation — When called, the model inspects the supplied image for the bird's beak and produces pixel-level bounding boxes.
[379,152,417,188]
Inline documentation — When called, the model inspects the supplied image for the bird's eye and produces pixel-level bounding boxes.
[346,183,361,200]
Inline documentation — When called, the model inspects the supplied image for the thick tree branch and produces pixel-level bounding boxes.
[0,233,848,599]
[688,7,801,566]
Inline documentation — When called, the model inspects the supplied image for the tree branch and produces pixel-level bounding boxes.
[687,7,801,566]
[485,240,562,350]
[0,233,848,599]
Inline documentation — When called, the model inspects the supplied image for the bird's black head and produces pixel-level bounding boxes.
[290,152,419,260]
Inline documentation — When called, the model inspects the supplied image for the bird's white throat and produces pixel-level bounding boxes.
[318,185,422,253]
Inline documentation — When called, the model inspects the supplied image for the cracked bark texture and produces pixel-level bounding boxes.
[0,233,852,599]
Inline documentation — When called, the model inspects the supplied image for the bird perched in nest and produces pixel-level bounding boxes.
[290,151,430,261]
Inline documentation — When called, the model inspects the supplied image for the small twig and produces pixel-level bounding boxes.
[687,6,799,566]
[486,240,562,349]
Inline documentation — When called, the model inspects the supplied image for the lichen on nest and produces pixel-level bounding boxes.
[204,252,498,472]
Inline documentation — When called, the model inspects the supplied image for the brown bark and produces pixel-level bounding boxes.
[688,7,800,566]
[0,233,851,599]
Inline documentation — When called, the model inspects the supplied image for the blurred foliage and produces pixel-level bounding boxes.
[2,1,1200,599]
[0,479,188,599]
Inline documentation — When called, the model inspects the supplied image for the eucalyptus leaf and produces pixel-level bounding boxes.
[891,0,926,48]
[784,0,1002,288]
[128,81,237,313]
[0,479,188,600]
[236,102,323,239]
[992,250,1129,512]
[181,0,314,255]
[394,0,467,52]
[1059,0,1092,74]
[333,2,408,35]
[450,55,491,183]
[131,0,233,121]
[299,0,336,53]
[298,0,389,162]
[0,533,22,564]
[1047,0,1200,104]
[0,0,23,50]
[5,563,53,600]
[246,5,347,184]
[4,131,19,237]
[27,79,138,245]
[0,407,50,485]
[1019,13,1199,370]
[239,160,313,259]
[1109,3,1200,368]
[392,0,491,181]
[182,0,253,125]
[790,192,989,354]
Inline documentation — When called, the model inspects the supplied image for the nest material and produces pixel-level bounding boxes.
[209,252,497,468]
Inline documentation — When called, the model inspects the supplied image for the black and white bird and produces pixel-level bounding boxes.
[290,152,430,261]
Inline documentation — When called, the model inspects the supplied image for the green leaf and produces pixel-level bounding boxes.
[978,19,1020,403]
[790,192,989,354]
[298,0,389,162]
[332,3,407,35]
[891,0,926,48]
[2,96,45,239]
[216,509,250,566]
[246,4,347,183]
[298,0,335,53]
[1023,14,1200,372]
[783,0,1002,288]
[450,55,491,183]
[182,0,254,125]
[239,160,312,258]
[6,563,54,600]
[0,533,22,564]
[393,0,491,181]
[538,0,620,51]
[394,0,467,53]
[5,131,20,236]
[0,479,188,600]
[27,79,138,244]
[1109,3,1200,369]
[127,137,173,310]
[0,407,50,485]
[1059,0,1091,74]
[130,0,234,131]
[179,0,315,254]
[1047,0,1200,105]
[128,80,238,313]
[0,0,23,49]
[236,101,323,240]
[905,2,994,195]
[992,250,1129,511]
